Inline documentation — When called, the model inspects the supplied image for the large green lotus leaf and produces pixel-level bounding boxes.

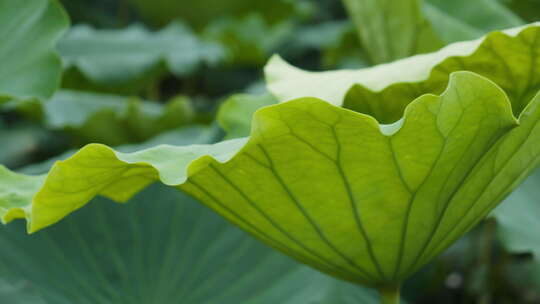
[1,125,373,303]
[2,70,538,289]
[43,90,194,145]
[0,183,378,303]
[342,0,444,64]
[57,23,223,87]
[265,23,539,123]
[0,0,68,101]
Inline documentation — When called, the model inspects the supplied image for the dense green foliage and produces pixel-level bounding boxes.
[3,0,540,303]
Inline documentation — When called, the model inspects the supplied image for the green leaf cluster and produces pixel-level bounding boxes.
[3,23,540,288]
[4,0,540,302]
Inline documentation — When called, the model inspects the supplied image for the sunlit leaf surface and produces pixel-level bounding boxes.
[3,24,540,289]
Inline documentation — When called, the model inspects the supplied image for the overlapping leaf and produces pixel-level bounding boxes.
[1,129,378,303]
[0,184,378,304]
[265,23,540,123]
[341,0,523,65]
[3,24,540,290]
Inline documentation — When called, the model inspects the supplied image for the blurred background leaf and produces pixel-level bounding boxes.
[495,168,540,294]
[424,0,524,43]
[43,90,194,146]
[58,23,224,94]
[342,0,443,64]
[0,0,68,102]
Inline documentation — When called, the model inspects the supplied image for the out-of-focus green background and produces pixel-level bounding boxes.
[2,0,540,303]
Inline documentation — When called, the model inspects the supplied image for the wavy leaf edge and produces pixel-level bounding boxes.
[264,22,540,107]
[6,41,540,287]
[1,71,518,233]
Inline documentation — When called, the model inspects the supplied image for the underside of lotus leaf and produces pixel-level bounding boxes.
[266,23,540,123]
[3,24,540,290]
